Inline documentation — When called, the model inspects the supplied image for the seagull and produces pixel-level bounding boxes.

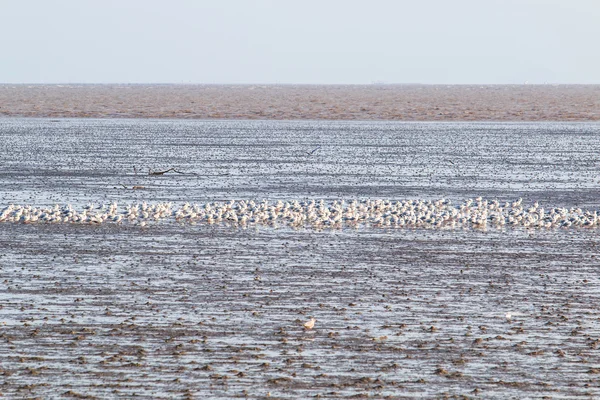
[306,146,321,156]
[303,317,316,330]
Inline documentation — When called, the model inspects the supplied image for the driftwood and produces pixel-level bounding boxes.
[131,166,192,176]
[148,167,186,176]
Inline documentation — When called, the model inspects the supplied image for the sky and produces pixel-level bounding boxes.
[1,0,599,84]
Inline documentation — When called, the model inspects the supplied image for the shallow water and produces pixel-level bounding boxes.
[1,119,600,207]
[1,119,600,398]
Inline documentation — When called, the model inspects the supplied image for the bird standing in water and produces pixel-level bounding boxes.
[304,317,316,330]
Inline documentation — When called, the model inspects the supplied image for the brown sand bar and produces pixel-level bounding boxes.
[0,84,599,121]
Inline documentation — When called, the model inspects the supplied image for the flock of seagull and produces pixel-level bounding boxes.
[1,197,600,230]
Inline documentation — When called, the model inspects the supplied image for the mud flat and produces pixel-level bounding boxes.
[1,119,600,398]
[2,224,600,399]
[0,84,599,121]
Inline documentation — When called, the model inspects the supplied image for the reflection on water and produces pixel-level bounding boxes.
[1,119,600,208]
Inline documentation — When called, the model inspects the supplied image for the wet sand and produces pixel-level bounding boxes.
[0,84,599,121]
[2,119,600,398]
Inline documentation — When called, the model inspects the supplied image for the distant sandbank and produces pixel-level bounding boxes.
[0,84,598,121]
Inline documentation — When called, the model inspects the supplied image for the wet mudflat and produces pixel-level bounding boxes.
[2,225,600,399]
[1,119,600,398]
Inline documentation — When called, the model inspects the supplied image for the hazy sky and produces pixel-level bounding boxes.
[1,0,599,84]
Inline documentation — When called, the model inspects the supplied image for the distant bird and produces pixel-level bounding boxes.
[505,312,512,321]
[306,146,321,156]
[303,317,316,330]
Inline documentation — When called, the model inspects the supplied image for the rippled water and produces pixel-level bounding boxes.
[1,119,600,399]
[1,119,600,206]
